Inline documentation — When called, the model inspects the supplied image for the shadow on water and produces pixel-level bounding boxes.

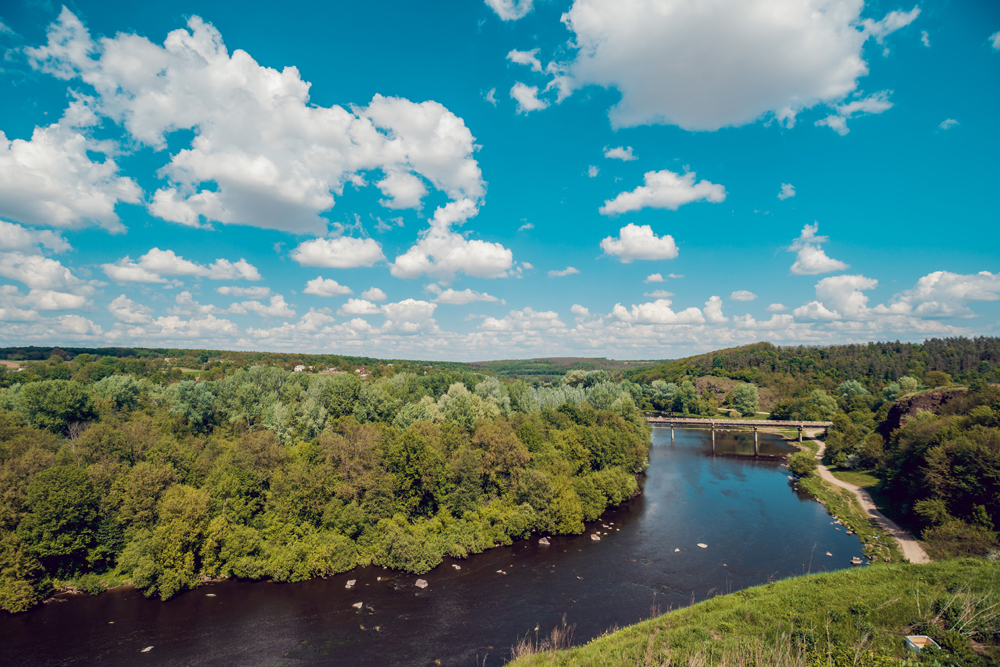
[1,427,864,667]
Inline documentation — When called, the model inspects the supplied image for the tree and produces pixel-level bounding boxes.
[647,380,677,411]
[924,370,952,388]
[787,451,818,478]
[18,380,94,433]
[16,466,99,577]
[731,383,759,417]
[91,374,146,412]
[837,380,869,399]
[673,380,697,414]
[167,380,215,431]
[898,376,919,395]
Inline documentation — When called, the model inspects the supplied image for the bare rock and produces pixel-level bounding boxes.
[415,579,428,589]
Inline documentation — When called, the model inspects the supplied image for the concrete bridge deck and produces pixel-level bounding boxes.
[644,415,832,450]
[645,417,833,428]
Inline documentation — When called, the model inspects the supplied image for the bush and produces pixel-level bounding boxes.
[923,520,999,560]
[787,451,818,478]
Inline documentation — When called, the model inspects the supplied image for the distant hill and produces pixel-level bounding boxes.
[626,338,1000,396]
[469,357,665,382]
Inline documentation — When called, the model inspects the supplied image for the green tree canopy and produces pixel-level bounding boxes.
[731,383,759,417]
[16,466,99,577]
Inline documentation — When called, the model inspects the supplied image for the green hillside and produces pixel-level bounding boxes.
[511,560,1000,666]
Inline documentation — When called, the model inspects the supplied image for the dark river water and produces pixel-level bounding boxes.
[1,427,864,667]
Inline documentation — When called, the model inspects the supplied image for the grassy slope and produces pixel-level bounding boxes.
[510,560,999,666]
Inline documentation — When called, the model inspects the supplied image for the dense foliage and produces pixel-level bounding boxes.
[0,360,649,612]
[804,378,1000,561]
[628,338,1000,396]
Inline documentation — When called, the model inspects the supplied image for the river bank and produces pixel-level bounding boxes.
[509,559,1000,666]
[0,427,865,667]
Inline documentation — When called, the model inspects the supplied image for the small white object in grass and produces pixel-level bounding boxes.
[352,602,363,609]
[697,543,708,548]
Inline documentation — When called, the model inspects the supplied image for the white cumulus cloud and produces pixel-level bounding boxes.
[611,298,705,325]
[604,146,636,161]
[486,0,534,21]
[390,199,514,282]
[303,277,353,297]
[216,286,270,298]
[361,287,387,302]
[557,0,918,130]
[703,296,727,324]
[508,48,543,72]
[108,294,153,324]
[788,223,848,275]
[433,288,501,305]
[338,298,382,316]
[0,100,141,232]
[480,307,565,332]
[238,295,295,318]
[548,267,580,277]
[730,290,757,301]
[291,237,386,269]
[815,90,894,135]
[27,9,484,235]
[511,82,550,114]
[103,248,262,283]
[777,183,796,200]
[600,169,726,215]
[600,223,678,262]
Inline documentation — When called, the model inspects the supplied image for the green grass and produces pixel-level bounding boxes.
[797,475,903,563]
[829,468,880,488]
[510,560,1000,667]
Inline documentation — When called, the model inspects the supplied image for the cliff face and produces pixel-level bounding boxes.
[876,388,966,438]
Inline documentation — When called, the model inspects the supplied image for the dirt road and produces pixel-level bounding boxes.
[808,437,930,564]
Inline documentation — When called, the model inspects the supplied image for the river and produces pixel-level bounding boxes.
[1,427,864,666]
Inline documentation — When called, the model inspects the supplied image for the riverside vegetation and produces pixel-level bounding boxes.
[0,356,649,613]
[2,338,999,664]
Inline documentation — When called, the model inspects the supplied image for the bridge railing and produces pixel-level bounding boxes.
[644,416,833,428]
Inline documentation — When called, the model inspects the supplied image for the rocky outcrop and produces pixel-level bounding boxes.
[876,388,966,439]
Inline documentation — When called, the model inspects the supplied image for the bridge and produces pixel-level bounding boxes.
[644,416,833,455]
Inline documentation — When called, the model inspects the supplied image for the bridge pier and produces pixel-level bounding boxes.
[670,424,674,444]
[754,427,758,456]
[798,426,803,443]
[711,422,715,453]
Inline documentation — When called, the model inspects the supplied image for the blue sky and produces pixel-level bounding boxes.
[0,0,998,360]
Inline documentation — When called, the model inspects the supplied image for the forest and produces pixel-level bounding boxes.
[2,337,999,616]
[0,355,648,613]
[627,337,1000,394]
